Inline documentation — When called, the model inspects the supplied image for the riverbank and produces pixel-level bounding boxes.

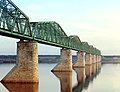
[0,55,120,64]
[0,55,77,64]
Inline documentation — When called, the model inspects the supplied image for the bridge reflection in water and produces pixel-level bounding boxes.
[1,68,101,92]
[1,82,38,92]
[73,70,101,92]
[52,72,72,92]
[52,68,101,92]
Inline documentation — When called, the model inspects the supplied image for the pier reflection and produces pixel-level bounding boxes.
[73,67,86,83]
[73,69,101,92]
[1,82,39,92]
[52,68,101,92]
[52,72,72,92]
[73,67,86,92]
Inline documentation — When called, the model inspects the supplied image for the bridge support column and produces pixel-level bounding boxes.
[73,51,85,68]
[52,48,72,72]
[73,51,86,82]
[98,56,102,70]
[93,55,97,73]
[85,53,92,78]
[96,55,99,72]
[91,55,95,74]
[1,40,39,83]
[93,55,96,73]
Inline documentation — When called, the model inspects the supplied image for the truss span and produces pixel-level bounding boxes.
[0,0,101,55]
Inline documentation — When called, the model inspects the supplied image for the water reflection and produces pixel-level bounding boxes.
[73,70,101,92]
[73,67,85,92]
[85,65,92,78]
[73,67,86,83]
[1,82,39,92]
[73,81,84,92]
[52,68,101,92]
[52,72,72,92]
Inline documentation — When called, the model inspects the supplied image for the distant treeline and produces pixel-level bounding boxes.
[0,55,77,64]
[102,56,120,64]
[0,55,119,64]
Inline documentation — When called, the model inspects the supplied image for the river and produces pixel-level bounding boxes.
[0,63,120,92]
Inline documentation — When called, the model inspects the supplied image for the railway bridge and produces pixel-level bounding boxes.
[0,0,101,83]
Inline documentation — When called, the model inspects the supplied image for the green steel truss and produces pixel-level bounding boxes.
[0,0,101,55]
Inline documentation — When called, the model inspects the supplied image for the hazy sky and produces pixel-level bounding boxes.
[0,0,120,55]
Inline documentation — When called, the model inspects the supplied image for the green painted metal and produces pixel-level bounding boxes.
[68,35,82,50]
[89,45,94,55]
[0,0,101,55]
[81,42,90,53]
[0,0,32,39]
[96,49,101,55]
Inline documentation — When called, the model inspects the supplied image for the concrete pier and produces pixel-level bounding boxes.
[73,51,85,82]
[98,56,102,69]
[73,51,85,68]
[52,48,72,72]
[85,53,92,78]
[93,55,97,74]
[1,40,39,83]
[91,55,95,74]
[96,55,99,71]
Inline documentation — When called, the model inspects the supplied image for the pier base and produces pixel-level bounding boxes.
[1,40,39,83]
[51,49,72,72]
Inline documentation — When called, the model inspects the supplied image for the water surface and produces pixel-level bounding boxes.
[0,64,120,92]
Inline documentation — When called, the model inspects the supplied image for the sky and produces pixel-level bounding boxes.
[0,0,120,55]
